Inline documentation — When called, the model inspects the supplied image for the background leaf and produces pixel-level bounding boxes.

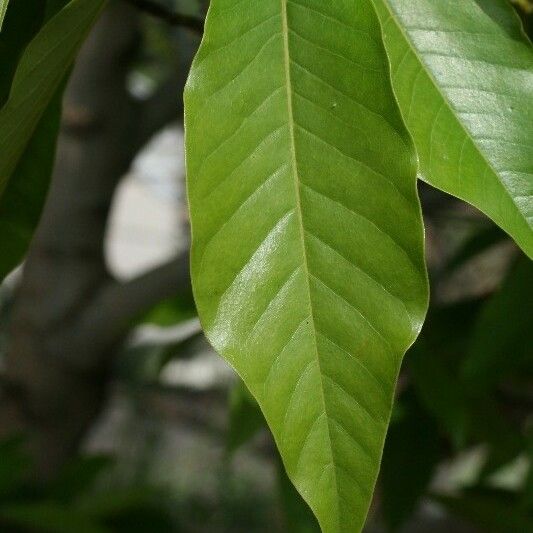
[0,503,110,533]
[0,0,105,281]
[185,0,428,530]
[374,0,533,257]
[0,0,64,280]
[0,0,8,31]
[0,0,105,194]
[0,0,49,106]
[0,87,64,280]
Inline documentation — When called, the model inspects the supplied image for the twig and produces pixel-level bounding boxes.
[125,0,204,33]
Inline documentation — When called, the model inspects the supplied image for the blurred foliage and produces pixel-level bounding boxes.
[0,437,176,533]
[0,0,106,283]
[174,0,203,16]
[128,0,203,99]
[511,0,533,14]
[462,257,533,394]
[141,294,196,328]
[379,237,533,531]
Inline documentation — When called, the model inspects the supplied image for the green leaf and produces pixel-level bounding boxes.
[374,0,533,258]
[0,1,48,105]
[0,0,104,280]
[0,0,58,279]
[445,224,507,274]
[0,87,64,280]
[0,0,9,31]
[185,1,428,530]
[0,0,105,193]
[0,0,8,31]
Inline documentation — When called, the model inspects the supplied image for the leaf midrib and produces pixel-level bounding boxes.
[280,0,341,526]
[380,0,530,230]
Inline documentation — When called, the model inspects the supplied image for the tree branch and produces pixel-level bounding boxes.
[124,0,204,33]
[51,251,193,371]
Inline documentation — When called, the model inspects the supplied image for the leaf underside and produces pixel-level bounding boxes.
[375,0,533,257]
[185,1,427,531]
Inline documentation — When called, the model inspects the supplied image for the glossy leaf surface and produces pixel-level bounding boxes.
[374,0,533,257]
[185,1,428,530]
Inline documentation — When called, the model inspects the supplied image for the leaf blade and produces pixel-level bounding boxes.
[0,0,8,31]
[185,1,428,531]
[374,0,533,257]
[0,0,106,196]
[0,88,63,279]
